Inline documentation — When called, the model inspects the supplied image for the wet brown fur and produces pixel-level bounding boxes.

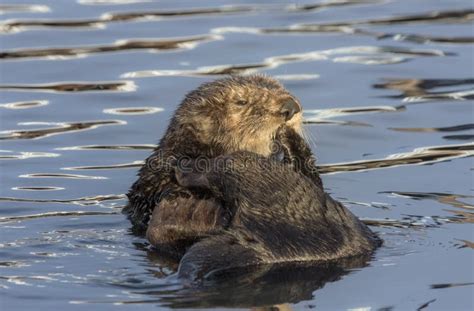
[124,75,380,278]
[124,75,302,256]
[176,140,381,281]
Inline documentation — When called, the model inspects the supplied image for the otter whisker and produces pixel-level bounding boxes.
[304,126,319,150]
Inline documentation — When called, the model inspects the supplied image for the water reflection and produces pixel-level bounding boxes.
[123,46,449,78]
[57,144,156,151]
[443,134,474,141]
[0,211,118,222]
[274,74,320,81]
[0,81,136,92]
[389,124,474,133]
[305,119,371,127]
[417,299,437,310]
[305,105,403,119]
[0,35,220,60]
[382,192,474,226]
[145,255,372,309]
[430,282,474,289]
[382,191,473,210]
[103,107,164,115]
[0,4,50,14]
[374,78,474,102]
[289,0,384,12]
[361,218,437,229]
[19,173,107,180]
[78,0,152,5]
[318,143,474,174]
[57,143,474,173]
[12,186,64,191]
[0,120,126,140]
[0,194,126,205]
[63,160,143,170]
[213,9,474,45]
[388,123,474,141]
[228,25,474,46]
[330,9,474,26]
[0,100,48,109]
[0,1,392,34]
[0,6,254,33]
[455,240,474,249]
[271,8,474,38]
[0,150,60,160]
[377,33,474,44]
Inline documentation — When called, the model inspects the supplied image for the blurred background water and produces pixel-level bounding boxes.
[0,0,473,310]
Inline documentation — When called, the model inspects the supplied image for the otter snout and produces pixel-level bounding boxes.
[280,99,301,121]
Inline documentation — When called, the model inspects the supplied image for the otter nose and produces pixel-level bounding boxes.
[280,99,301,121]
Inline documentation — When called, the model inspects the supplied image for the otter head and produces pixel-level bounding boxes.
[172,75,303,156]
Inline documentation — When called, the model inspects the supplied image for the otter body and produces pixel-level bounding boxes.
[176,130,380,281]
[125,75,302,256]
[124,75,380,279]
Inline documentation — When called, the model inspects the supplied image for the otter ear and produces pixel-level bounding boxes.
[175,168,210,189]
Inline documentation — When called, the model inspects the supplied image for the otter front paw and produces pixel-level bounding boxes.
[275,125,322,187]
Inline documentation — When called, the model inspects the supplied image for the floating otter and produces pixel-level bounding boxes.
[176,130,380,281]
[124,75,380,279]
[125,75,304,256]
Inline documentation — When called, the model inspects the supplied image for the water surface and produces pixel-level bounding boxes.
[0,0,473,310]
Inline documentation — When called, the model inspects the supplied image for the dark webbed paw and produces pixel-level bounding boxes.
[274,125,322,188]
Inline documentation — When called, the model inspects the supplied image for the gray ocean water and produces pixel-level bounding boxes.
[0,0,473,310]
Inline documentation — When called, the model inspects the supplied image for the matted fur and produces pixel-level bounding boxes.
[124,75,303,256]
[176,146,381,281]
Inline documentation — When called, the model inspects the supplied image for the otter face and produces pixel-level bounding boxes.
[175,75,303,156]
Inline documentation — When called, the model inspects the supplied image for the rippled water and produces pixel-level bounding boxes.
[1,0,473,310]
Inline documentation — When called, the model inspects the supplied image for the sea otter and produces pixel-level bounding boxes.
[124,75,305,256]
[124,75,380,275]
[175,130,380,281]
